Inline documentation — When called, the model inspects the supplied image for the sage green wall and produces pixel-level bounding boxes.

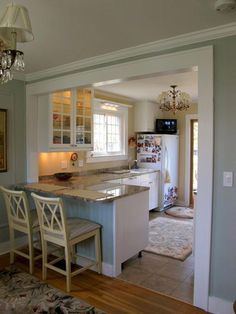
[162,35,236,302]
[208,36,236,301]
[0,80,26,244]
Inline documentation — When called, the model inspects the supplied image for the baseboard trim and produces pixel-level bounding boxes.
[0,236,28,255]
[209,296,234,314]
[0,240,114,277]
[101,262,114,277]
[75,256,114,277]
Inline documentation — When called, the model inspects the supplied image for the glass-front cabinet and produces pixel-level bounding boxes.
[50,88,93,150]
[75,89,92,146]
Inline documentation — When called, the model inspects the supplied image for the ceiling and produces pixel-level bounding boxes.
[0,0,235,74]
[95,69,198,103]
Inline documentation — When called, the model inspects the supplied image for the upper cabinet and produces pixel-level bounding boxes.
[75,88,92,147]
[38,88,93,151]
[51,90,72,148]
[134,100,163,133]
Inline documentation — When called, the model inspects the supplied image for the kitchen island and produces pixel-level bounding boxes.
[20,170,152,277]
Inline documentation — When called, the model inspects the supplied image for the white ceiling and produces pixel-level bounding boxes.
[96,69,198,102]
[0,0,233,102]
[0,0,235,74]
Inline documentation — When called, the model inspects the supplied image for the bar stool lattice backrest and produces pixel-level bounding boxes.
[31,192,102,292]
[0,186,42,274]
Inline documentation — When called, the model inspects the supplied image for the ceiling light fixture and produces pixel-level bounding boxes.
[157,85,191,114]
[101,102,118,111]
[0,3,34,83]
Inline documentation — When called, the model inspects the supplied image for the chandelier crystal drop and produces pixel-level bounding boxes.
[0,49,25,83]
[157,85,191,114]
[0,4,34,84]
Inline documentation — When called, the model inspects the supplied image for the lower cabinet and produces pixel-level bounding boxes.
[138,172,159,211]
[112,172,159,211]
[114,190,149,275]
[139,172,159,210]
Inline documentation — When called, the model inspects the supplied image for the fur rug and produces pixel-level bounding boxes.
[165,206,194,219]
[144,217,193,261]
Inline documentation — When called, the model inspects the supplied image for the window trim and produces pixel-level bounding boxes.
[87,100,128,163]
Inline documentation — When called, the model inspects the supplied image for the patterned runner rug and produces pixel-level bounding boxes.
[0,267,105,314]
[165,206,194,219]
[144,217,193,261]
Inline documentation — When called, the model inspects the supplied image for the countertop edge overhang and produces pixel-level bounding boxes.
[16,169,158,202]
[18,183,149,202]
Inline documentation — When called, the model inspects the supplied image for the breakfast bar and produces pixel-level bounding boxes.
[19,172,151,277]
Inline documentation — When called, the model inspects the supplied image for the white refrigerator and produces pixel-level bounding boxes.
[136,134,179,211]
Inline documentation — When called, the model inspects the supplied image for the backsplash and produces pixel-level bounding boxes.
[38,150,135,176]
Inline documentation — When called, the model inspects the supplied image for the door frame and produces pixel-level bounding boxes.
[185,114,198,206]
[26,45,213,311]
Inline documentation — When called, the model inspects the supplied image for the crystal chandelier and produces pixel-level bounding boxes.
[157,85,191,114]
[0,3,34,83]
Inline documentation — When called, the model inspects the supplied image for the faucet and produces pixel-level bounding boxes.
[133,160,138,169]
[128,158,132,170]
[128,159,138,170]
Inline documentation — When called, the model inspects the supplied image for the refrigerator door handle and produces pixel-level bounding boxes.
[164,146,171,183]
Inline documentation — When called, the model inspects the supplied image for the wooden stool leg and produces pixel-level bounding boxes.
[72,244,76,264]
[42,239,47,280]
[28,233,34,274]
[95,229,102,274]
[9,227,15,264]
[65,247,71,292]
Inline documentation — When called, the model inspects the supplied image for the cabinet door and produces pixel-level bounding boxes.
[121,176,140,186]
[50,90,73,148]
[75,89,93,148]
[139,172,159,210]
[49,88,93,151]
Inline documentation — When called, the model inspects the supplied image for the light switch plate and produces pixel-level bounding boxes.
[78,160,84,167]
[61,160,68,169]
[223,171,233,187]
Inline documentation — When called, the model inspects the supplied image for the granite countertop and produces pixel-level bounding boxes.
[20,168,158,202]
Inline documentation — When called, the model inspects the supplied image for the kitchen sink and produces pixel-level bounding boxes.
[130,168,150,173]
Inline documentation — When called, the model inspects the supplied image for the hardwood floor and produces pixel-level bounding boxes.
[0,254,208,314]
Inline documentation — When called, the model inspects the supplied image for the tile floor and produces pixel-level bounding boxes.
[117,211,194,304]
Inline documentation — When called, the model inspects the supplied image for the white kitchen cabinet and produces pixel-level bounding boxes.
[108,171,159,211]
[50,88,93,150]
[38,88,93,151]
[121,176,140,186]
[114,190,149,275]
[138,172,159,210]
[134,100,163,132]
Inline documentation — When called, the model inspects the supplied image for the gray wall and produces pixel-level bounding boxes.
[209,36,236,301]
[0,80,26,243]
[168,35,236,302]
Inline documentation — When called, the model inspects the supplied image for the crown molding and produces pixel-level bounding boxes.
[26,21,236,83]
[13,72,25,81]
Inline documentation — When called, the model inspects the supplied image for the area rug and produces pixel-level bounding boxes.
[0,267,105,314]
[144,217,193,261]
[165,206,194,219]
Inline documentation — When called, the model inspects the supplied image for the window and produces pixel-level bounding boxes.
[87,100,128,162]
